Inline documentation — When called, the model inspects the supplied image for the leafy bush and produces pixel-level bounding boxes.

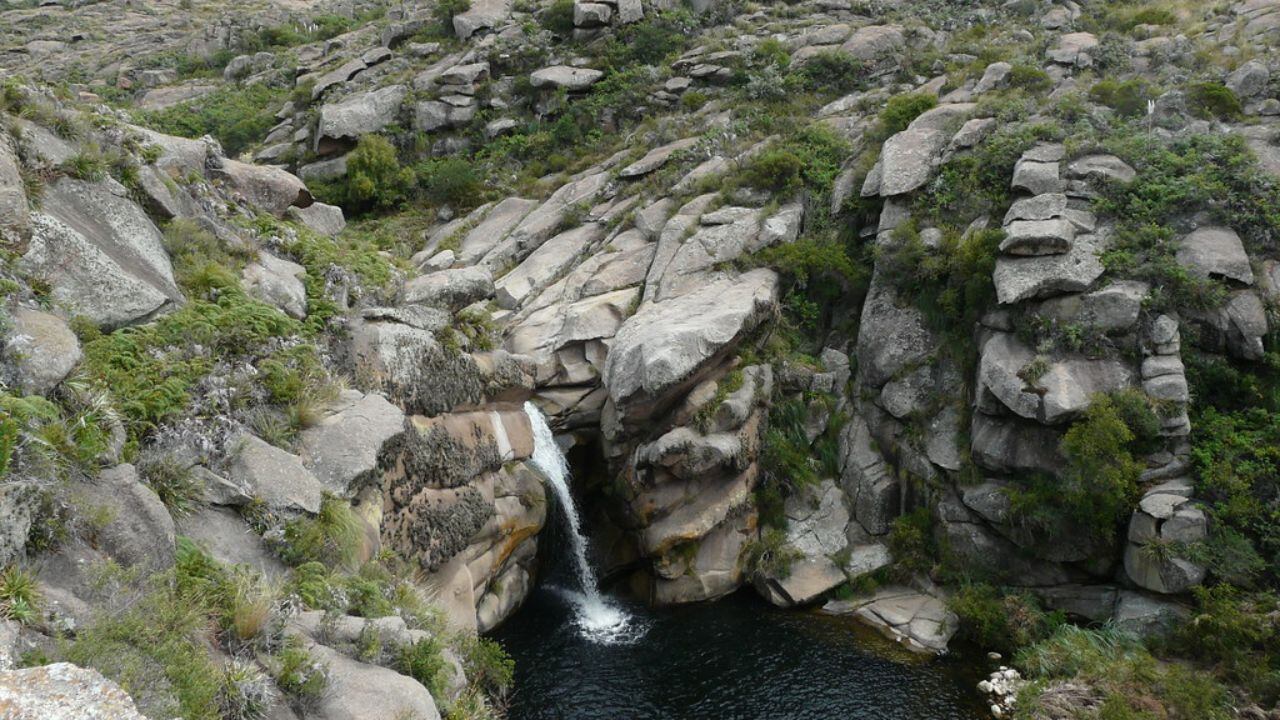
[144,84,286,156]
[1187,81,1242,121]
[795,51,863,94]
[314,135,416,214]
[397,636,450,698]
[887,507,935,576]
[1089,78,1153,117]
[1095,133,1280,312]
[600,11,695,69]
[741,150,803,192]
[64,577,224,719]
[1172,586,1280,701]
[417,157,484,208]
[949,583,1061,655]
[280,494,365,569]
[540,0,575,35]
[877,92,938,137]
[741,123,851,200]
[1007,64,1052,93]
[1008,393,1144,546]
[79,288,310,446]
[459,636,515,702]
[876,225,1003,354]
[162,218,258,296]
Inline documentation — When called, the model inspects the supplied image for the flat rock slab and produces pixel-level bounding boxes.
[824,586,958,654]
[1176,226,1254,285]
[604,269,778,415]
[0,663,147,719]
[299,390,406,496]
[531,65,604,91]
[994,231,1106,304]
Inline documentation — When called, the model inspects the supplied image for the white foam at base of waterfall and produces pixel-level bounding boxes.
[524,401,643,645]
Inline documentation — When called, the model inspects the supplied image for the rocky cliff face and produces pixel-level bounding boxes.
[5,0,1280,716]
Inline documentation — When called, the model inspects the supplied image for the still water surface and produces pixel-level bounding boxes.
[493,583,991,720]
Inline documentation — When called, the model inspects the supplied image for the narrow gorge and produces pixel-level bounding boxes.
[2,0,1280,718]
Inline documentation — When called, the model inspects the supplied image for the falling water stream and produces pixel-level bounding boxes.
[511,402,988,718]
[523,401,641,644]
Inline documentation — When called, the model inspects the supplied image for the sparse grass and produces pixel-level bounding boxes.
[0,565,41,625]
[280,494,365,569]
[136,453,204,518]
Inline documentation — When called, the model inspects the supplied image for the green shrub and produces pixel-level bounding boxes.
[434,0,470,33]
[313,135,416,214]
[143,84,286,156]
[1172,586,1280,701]
[601,11,695,68]
[1186,81,1242,121]
[1008,393,1144,546]
[417,157,484,208]
[949,583,1061,654]
[795,51,863,94]
[1016,624,1234,720]
[741,150,803,192]
[273,641,328,710]
[162,218,258,296]
[743,527,800,578]
[79,289,309,445]
[887,507,935,576]
[64,579,224,719]
[877,92,938,137]
[1089,78,1153,117]
[540,0,575,35]
[1007,64,1052,93]
[280,494,365,569]
[396,636,450,698]
[459,636,515,701]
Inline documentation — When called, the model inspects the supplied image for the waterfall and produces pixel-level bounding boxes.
[523,401,638,644]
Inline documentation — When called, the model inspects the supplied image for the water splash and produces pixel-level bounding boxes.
[523,401,641,644]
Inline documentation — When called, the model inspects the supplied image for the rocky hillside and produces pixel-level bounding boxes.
[4,0,1280,717]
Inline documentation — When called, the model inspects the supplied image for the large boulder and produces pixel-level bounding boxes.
[856,275,935,387]
[994,231,1107,304]
[454,0,513,38]
[74,464,176,570]
[316,85,408,152]
[603,269,778,420]
[878,127,949,196]
[298,390,406,496]
[401,266,495,311]
[530,65,604,91]
[307,642,442,720]
[1176,226,1254,285]
[3,308,80,394]
[0,663,147,719]
[20,178,181,329]
[228,435,324,514]
[213,159,312,217]
[0,136,27,239]
[241,251,308,319]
